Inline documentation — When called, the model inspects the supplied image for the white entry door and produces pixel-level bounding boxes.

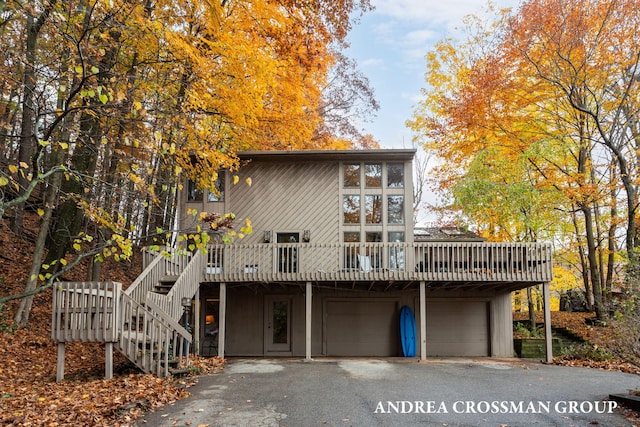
[264,296,292,354]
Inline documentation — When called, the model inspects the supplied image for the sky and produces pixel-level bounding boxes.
[346,0,521,149]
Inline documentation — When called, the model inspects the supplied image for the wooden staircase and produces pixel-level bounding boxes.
[52,249,200,380]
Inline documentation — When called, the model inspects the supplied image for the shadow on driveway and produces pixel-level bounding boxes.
[137,358,639,427]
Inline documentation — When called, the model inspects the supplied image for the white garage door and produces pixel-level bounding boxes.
[426,300,489,357]
[325,300,399,356]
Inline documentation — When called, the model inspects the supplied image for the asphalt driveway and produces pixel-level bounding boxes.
[137,358,640,427]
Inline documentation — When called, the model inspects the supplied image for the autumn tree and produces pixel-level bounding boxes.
[409,0,639,320]
[1,0,375,325]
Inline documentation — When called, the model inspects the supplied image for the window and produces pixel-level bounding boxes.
[366,232,382,242]
[387,163,404,188]
[187,180,203,202]
[343,195,360,224]
[343,163,360,187]
[365,163,382,187]
[365,195,382,224]
[388,195,404,224]
[207,173,225,202]
[343,232,360,242]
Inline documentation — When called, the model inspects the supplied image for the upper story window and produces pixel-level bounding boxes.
[365,195,382,224]
[387,163,404,188]
[187,180,203,202]
[207,173,225,202]
[388,195,404,224]
[365,163,382,188]
[343,195,360,224]
[187,172,225,202]
[343,163,360,187]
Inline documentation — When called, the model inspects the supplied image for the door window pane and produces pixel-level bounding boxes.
[272,301,289,344]
[365,163,382,187]
[388,195,404,224]
[365,195,382,224]
[387,163,404,188]
[343,195,360,224]
[343,163,360,187]
[277,233,299,273]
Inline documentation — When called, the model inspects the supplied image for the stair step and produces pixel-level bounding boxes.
[169,368,189,377]
[159,275,179,283]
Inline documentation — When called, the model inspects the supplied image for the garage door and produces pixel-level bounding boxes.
[426,300,489,357]
[325,300,399,356]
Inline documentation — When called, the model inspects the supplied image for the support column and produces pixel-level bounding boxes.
[105,342,113,380]
[194,288,201,355]
[543,282,553,363]
[218,283,226,359]
[56,342,65,382]
[306,282,312,360]
[420,281,427,361]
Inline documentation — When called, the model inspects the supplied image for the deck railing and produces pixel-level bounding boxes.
[52,282,120,343]
[202,241,553,283]
[52,281,192,378]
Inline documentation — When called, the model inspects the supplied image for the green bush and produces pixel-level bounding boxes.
[560,343,614,362]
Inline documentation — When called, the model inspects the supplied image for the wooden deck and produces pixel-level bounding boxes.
[52,282,192,380]
[200,241,553,285]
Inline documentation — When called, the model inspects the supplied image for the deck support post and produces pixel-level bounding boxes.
[105,342,113,380]
[419,281,427,360]
[305,281,312,360]
[194,287,201,355]
[56,342,65,382]
[218,282,226,359]
[543,282,553,363]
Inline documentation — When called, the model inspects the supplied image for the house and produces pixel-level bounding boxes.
[179,149,553,359]
[51,149,554,379]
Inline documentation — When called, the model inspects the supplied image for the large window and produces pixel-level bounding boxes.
[387,163,404,188]
[343,195,360,224]
[341,161,408,260]
[388,195,404,224]
[365,163,382,187]
[343,163,360,187]
[365,195,382,224]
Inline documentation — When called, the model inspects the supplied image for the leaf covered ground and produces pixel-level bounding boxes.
[0,215,223,426]
[1,214,639,425]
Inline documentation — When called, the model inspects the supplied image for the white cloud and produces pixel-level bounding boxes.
[404,29,438,46]
[372,0,516,27]
[361,57,385,67]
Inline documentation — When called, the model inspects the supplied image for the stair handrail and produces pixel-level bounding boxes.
[125,247,191,304]
[146,250,205,322]
[144,298,192,339]
[118,292,192,377]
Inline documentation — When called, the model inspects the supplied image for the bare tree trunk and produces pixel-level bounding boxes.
[582,205,606,321]
[14,148,63,326]
[12,4,54,234]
